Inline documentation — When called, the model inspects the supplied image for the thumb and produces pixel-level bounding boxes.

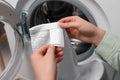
[46,44,55,58]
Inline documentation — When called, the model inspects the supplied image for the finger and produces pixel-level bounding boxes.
[31,46,48,59]
[31,46,49,62]
[59,22,70,28]
[56,47,63,52]
[56,51,64,58]
[56,57,63,63]
[65,28,72,37]
[59,22,79,29]
[36,45,50,56]
[59,16,75,22]
[46,44,55,57]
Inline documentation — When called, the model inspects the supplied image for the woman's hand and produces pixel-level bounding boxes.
[59,16,105,45]
[31,45,64,80]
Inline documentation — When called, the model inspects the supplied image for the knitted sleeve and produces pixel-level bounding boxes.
[95,32,120,71]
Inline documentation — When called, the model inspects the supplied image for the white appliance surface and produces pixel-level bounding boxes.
[95,0,120,37]
[5,0,18,8]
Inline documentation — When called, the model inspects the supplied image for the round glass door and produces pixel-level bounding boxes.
[0,22,11,73]
[0,1,23,79]
[0,21,23,80]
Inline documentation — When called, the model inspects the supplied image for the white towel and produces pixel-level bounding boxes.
[30,22,64,51]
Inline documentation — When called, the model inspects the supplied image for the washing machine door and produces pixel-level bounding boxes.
[0,1,23,80]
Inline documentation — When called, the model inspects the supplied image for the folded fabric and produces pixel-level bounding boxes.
[30,22,64,51]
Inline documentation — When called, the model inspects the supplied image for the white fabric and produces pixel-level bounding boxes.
[30,22,64,51]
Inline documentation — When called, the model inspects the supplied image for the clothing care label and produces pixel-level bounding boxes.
[30,22,64,47]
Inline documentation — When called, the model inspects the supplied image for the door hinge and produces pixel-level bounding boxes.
[17,12,31,41]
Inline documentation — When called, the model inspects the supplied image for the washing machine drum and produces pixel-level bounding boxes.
[0,1,23,80]
[29,1,96,61]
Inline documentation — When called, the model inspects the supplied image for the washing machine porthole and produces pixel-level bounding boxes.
[0,22,13,73]
[29,0,96,61]
[0,21,23,79]
[30,1,90,27]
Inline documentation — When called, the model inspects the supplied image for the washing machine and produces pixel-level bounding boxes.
[4,0,18,8]
[0,0,120,80]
